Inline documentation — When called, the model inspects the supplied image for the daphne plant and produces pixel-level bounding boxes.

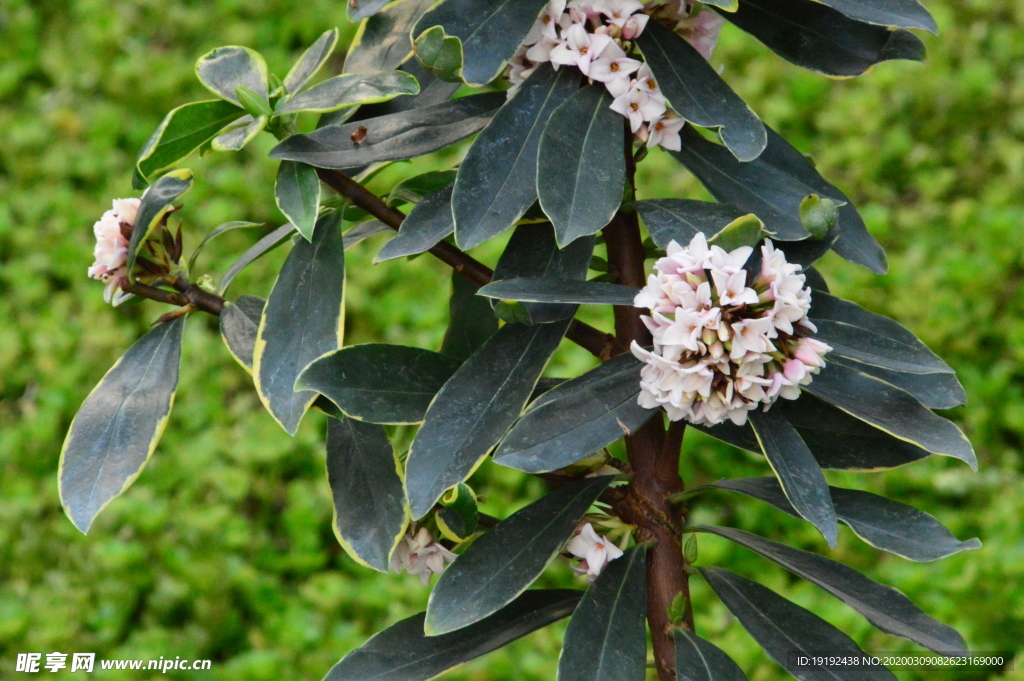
[61,0,979,679]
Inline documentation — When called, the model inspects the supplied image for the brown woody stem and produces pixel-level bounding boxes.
[604,126,691,681]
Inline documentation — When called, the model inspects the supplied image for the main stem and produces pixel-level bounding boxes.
[605,131,692,681]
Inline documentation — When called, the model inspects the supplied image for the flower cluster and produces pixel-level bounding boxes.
[631,234,832,426]
[88,198,140,305]
[390,527,457,586]
[565,522,624,579]
[509,0,724,151]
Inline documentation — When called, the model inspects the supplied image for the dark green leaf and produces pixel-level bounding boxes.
[326,416,407,572]
[270,92,505,168]
[805,362,976,469]
[437,483,479,542]
[699,526,968,654]
[345,0,437,75]
[127,169,194,278]
[749,408,838,548]
[698,393,936,471]
[673,628,749,681]
[718,0,926,77]
[374,184,455,262]
[211,114,267,152]
[219,295,266,371]
[637,21,766,161]
[406,317,571,518]
[284,28,339,93]
[804,266,829,293]
[413,0,549,86]
[700,567,898,681]
[195,46,269,105]
[277,71,420,115]
[477,278,640,306]
[491,222,595,324]
[388,170,458,206]
[414,26,464,82]
[275,161,322,241]
[59,317,186,534]
[425,476,613,634]
[558,545,647,681]
[828,355,965,410]
[495,353,655,473]
[297,344,462,424]
[323,589,581,681]
[634,199,747,249]
[188,220,262,272]
[538,86,626,247]
[453,64,578,249]
[254,212,346,435]
[712,477,982,562]
[810,292,952,374]
[813,0,936,32]
[343,219,392,249]
[439,272,499,362]
[670,127,811,241]
[135,100,245,179]
[346,61,462,123]
[218,223,296,296]
[348,0,392,21]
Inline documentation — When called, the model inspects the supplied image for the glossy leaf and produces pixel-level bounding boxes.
[453,64,578,249]
[538,86,626,247]
[634,199,746,249]
[413,0,549,86]
[749,408,838,548]
[637,20,766,161]
[699,393,935,471]
[374,183,455,262]
[700,567,898,681]
[343,219,392,249]
[211,114,267,151]
[297,344,462,425]
[277,71,420,115]
[59,317,186,534]
[805,362,977,469]
[477,278,641,306]
[718,0,925,77]
[326,416,407,572]
[491,222,595,324]
[495,353,655,473]
[670,126,811,241]
[405,317,571,519]
[439,272,499,362]
[127,169,193,278]
[219,295,267,372]
[436,483,479,542]
[284,28,339,93]
[323,590,581,681]
[195,46,268,105]
[275,161,322,241]
[713,477,982,562]
[348,61,463,122]
[558,545,647,681]
[425,476,613,634]
[188,220,262,272]
[828,356,966,410]
[254,212,346,435]
[414,26,464,83]
[345,0,437,75]
[218,223,296,295]
[673,628,749,681]
[348,0,391,21]
[812,0,936,32]
[136,100,245,179]
[388,170,458,206]
[700,526,968,654]
[270,92,505,168]
[810,292,952,374]
[707,214,768,251]
[758,127,884,273]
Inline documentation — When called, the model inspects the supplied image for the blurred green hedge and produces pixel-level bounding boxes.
[0,0,1022,679]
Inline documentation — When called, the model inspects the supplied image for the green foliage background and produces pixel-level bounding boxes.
[1,0,1022,678]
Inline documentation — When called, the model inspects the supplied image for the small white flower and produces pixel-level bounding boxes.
[88,198,141,305]
[620,12,649,39]
[390,527,457,586]
[588,42,641,87]
[550,23,613,76]
[524,0,568,45]
[677,7,725,61]
[526,34,561,63]
[610,81,667,132]
[593,0,645,26]
[646,113,685,151]
[565,522,623,579]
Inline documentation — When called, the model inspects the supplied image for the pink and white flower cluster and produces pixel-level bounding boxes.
[631,234,832,426]
[509,0,724,151]
[565,522,623,580]
[390,527,457,586]
[88,198,140,305]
